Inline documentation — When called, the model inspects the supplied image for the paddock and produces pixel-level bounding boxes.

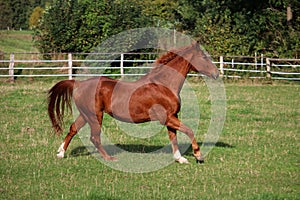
[0,79,298,199]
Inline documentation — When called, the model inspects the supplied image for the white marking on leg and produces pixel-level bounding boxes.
[174,150,182,160]
[57,142,65,158]
[174,150,189,164]
[177,157,189,164]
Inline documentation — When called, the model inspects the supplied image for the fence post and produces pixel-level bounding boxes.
[219,56,224,76]
[9,53,14,82]
[120,53,124,77]
[266,58,271,79]
[255,52,257,69]
[68,53,72,80]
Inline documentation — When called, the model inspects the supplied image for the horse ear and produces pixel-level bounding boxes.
[192,40,200,47]
[191,40,201,50]
[191,40,198,48]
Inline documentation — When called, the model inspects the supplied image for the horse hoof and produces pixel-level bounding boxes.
[56,152,65,158]
[196,159,204,164]
[110,157,118,161]
[104,156,118,161]
[176,156,189,164]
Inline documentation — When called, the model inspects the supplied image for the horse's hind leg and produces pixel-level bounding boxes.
[89,111,117,161]
[57,115,86,158]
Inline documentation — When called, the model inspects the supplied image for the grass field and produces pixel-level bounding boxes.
[0,78,299,199]
[0,30,38,53]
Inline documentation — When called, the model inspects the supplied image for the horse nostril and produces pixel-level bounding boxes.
[212,71,220,79]
[216,71,220,78]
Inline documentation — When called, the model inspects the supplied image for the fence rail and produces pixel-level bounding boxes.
[0,53,299,82]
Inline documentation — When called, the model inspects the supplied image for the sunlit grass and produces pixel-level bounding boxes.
[0,79,299,199]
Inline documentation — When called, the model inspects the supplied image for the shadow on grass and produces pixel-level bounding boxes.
[69,142,234,157]
[69,146,94,157]
[185,142,234,157]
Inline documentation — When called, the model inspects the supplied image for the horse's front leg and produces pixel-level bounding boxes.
[166,116,204,163]
[57,115,86,158]
[167,127,189,164]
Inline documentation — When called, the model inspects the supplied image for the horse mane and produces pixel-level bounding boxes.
[155,51,178,65]
[155,44,194,65]
[142,42,199,78]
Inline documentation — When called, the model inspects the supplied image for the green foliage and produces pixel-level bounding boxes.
[34,0,112,53]
[0,1,13,29]
[2,0,299,58]
[141,0,180,28]
[182,0,300,57]
[33,0,299,58]
[29,6,45,29]
[0,0,48,30]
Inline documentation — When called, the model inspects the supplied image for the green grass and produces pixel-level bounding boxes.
[0,30,38,53]
[0,79,299,199]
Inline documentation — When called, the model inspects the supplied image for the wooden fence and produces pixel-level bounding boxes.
[0,53,299,82]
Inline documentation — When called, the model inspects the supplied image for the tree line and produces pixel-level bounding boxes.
[1,0,299,58]
[0,0,48,30]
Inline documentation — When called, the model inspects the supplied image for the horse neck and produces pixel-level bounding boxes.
[142,55,191,95]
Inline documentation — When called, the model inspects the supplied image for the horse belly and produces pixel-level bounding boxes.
[109,99,152,123]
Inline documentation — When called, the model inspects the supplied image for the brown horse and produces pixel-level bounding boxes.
[48,41,219,164]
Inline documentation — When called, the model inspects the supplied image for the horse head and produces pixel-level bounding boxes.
[187,41,219,79]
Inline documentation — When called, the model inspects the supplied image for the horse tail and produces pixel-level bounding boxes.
[48,80,75,134]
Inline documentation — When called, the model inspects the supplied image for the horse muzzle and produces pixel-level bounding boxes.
[211,70,220,80]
